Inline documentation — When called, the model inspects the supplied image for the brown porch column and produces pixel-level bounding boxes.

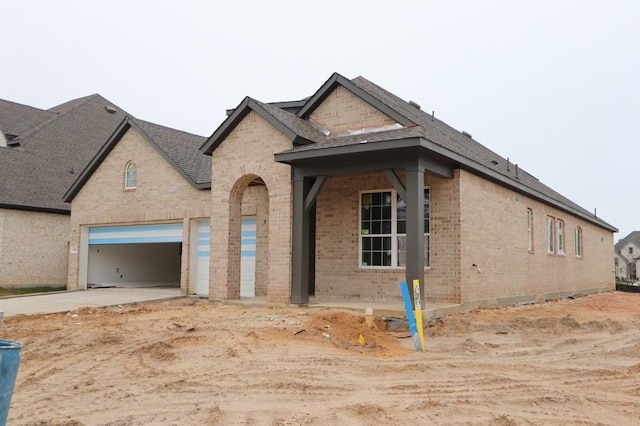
[405,162,426,309]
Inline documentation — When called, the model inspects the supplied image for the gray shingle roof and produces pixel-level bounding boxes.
[0,99,56,138]
[206,72,615,232]
[615,231,640,253]
[131,118,210,186]
[1,94,209,213]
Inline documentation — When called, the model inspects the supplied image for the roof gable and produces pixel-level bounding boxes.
[296,73,415,127]
[200,97,315,155]
[64,117,210,202]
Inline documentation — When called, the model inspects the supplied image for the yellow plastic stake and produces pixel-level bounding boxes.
[412,279,426,352]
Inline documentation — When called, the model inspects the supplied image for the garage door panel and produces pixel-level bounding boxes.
[89,223,183,244]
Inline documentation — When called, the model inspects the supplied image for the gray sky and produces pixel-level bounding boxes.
[2,1,638,240]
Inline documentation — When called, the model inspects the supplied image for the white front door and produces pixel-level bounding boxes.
[195,221,210,296]
[240,216,257,297]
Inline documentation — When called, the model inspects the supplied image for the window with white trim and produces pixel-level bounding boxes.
[557,219,565,254]
[575,226,583,257]
[360,189,430,268]
[125,161,137,190]
[527,208,534,252]
[547,216,555,253]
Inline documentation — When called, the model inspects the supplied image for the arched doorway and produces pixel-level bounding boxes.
[223,174,270,299]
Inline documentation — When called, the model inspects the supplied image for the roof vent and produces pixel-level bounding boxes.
[491,160,499,166]
[408,100,421,110]
[462,131,472,138]
[6,138,21,147]
[105,105,117,114]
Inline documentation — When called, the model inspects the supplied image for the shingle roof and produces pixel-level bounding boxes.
[1,94,209,213]
[130,118,210,186]
[614,231,640,253]
[0,99,56,138]
[0,95,128,212]
[205,72,615,232]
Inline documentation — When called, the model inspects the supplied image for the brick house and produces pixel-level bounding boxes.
[0,96,127,288]
[63,117,213,294]
[614,232,640,280]
[201,73,617,308]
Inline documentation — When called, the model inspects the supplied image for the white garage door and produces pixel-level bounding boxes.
[193,220,210,296]
[89,223,183,244]
[240,217,257,297]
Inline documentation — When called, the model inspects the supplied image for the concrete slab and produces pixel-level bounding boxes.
[0,289,466,321]
[0,287,182,317]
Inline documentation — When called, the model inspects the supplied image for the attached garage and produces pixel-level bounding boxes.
[85,223,183,288]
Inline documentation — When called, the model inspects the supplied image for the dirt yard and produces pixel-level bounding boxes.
[2,291,639,425]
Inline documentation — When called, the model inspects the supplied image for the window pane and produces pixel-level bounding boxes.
[382,206,392,219]
[397,220,406,234]
[363,238,371,250]
[373,238,382,250]
[362,252,371,266]
[372,252,382,265]
[372,222,381,234]
[397,235,406,267]
[382,220,392,234]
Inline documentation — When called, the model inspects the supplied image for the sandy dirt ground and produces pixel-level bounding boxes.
[2,291,640,425]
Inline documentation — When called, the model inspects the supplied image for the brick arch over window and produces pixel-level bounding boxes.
[209,162,292,303]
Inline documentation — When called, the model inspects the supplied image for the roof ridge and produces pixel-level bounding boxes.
[132,116,206,138]
[17,94,116,141]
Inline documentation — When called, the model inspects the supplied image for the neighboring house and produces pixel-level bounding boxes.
[614,232,640,280]
[201,72,617,308]
[0,96,127,287]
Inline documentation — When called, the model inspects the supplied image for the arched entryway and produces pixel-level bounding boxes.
[209,162,293,304]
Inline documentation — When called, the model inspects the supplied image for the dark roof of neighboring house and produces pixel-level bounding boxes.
[201,72,616,232]
[1,94,209,213]
[615,231,640,253]
[0,99,56,138]
[63,117,210,202]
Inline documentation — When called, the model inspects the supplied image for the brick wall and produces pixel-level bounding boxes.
[458,169,615,305]
[314,171,462,302]
[0,208,69,287]
[210,111,293,303]
[309,86,397,133]
[313,168,614,305]
[67,127,210,291]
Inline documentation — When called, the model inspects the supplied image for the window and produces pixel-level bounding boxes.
[125,161,137,189]
[547,216,555,253]
[360,189,430,268]
[629,247,634,255]
[575,227,583,257]
[527,208,534,252]
[557,219,565,254]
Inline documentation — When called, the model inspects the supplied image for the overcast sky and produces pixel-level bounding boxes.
[2,1,638,240]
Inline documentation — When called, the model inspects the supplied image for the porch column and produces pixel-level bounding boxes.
[405,162,426,309]
[291,170,326,305]
[291,170,309,304]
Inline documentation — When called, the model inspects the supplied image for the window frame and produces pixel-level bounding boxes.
[547,216,555,254]
[359,188,430,269]
[574,226,583,258]
[527,208,534,253]
[557,219,565,255]
[124,161,137,190]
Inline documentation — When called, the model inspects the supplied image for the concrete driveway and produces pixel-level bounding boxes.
[0,287,183,318]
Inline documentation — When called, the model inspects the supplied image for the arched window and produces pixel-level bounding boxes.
[125,161,137,189]
[575,226,583,257]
